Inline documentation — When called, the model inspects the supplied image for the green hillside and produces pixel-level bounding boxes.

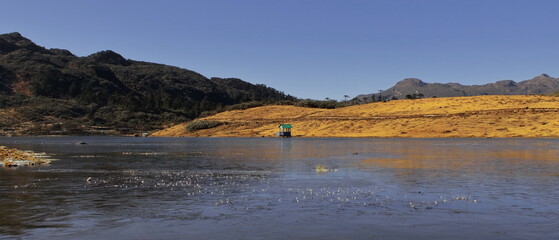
[0,32,295,135]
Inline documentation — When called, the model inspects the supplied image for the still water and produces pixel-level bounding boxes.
[1,137,558,240]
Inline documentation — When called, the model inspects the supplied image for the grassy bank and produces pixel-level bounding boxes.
[152,95,559,138]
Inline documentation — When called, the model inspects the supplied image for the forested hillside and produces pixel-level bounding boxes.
[0,32,295,135]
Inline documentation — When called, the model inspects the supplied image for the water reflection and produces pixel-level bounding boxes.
[0,170,72,236]
[0,137,558,240]
[360,139,559,171]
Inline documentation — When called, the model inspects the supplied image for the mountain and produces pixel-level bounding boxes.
[0,32,295,135]
[356,74,559,101]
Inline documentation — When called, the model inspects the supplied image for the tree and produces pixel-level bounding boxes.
[405,93,424,100]
[344,95,349,101]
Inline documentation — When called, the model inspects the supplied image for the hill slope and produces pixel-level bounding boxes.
[152,95,559,138]
[0,32,294,135]
[356,74,559,101]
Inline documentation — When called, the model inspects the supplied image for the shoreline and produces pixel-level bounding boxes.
[2,134,559,138]
[0,146,53,168]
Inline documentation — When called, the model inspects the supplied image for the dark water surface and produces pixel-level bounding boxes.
[1,137,558,240]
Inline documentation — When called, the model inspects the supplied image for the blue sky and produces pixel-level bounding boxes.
[2,0,559,100]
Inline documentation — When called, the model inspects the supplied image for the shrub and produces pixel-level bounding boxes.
[199,110,218,118]
[295,99,338,109]
[224,101,264,111]
[406,93,424,99]
[186,120,225,132]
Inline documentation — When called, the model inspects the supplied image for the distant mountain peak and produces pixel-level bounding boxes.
[495,80,517,87]
[0,32,32,45]
[87,50,130,66]
[0,32,46,54]
[356,74,559,101]
[396,78,427,87]
[2,32,24,39]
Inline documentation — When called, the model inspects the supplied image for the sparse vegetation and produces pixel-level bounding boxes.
[315,165,328,173]
[186,120,225,132]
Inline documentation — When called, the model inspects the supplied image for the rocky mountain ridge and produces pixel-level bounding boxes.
[357,74,559,101]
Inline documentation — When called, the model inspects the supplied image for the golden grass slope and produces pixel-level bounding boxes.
[152,95,559,138]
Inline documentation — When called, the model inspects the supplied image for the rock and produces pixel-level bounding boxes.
[1,146,53,167]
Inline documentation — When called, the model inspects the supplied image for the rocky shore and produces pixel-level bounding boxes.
[0,146,53,167]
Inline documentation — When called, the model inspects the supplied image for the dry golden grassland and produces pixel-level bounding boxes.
[152,95,559,138]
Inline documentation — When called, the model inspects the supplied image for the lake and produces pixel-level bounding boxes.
[1,137,558,240]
